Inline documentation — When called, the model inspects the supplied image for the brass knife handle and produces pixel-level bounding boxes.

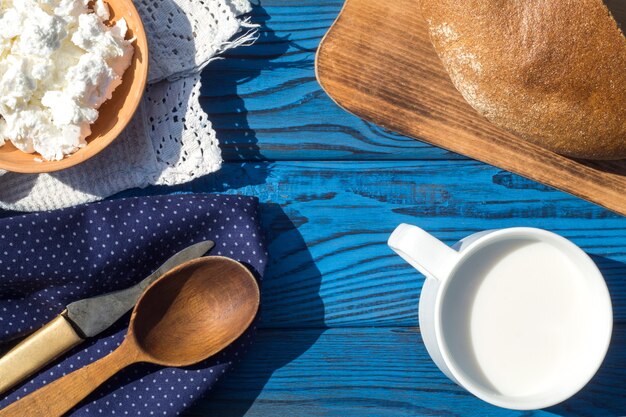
[0,313,83,396]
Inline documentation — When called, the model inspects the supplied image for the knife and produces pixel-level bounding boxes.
[0,240,214,395]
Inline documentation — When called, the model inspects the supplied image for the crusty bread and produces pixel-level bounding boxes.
[421,0,626,160]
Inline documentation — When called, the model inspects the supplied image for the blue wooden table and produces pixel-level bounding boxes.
[119,1,626,415]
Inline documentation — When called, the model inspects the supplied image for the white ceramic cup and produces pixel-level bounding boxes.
[388,224,612,410]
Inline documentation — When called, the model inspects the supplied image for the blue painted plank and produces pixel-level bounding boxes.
[200,1,465,161]
[1,1,622,416]
[187,326,626,417]
[114,160,626,327]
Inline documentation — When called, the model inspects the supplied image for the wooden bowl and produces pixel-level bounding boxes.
[0,0,149,173]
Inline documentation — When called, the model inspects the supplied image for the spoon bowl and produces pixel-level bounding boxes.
[131,257,260,366]
[0,256,259,417]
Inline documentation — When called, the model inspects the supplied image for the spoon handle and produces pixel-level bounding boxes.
[0,343,138,417]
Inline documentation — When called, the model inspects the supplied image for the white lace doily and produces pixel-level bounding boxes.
[0,0,256,212]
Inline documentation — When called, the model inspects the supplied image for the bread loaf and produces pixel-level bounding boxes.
[421,0,626,160]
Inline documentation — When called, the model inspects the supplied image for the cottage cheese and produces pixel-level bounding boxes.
[0,0,134,161]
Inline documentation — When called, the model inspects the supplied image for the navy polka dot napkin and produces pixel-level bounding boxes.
[0,194,266,416]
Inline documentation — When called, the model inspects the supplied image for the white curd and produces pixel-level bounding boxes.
[0,0,134,160]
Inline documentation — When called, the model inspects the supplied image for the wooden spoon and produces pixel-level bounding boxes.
[0,256,259,417]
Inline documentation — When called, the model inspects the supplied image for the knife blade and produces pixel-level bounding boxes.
[0,240,214,395]
[65,240,214,337]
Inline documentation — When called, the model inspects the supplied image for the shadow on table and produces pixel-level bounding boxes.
[200,1,311,162]
[113,3,326,415]
[604,0,625,30]
[113,1,306,199]
[196,202,326,416]
[548,255,626,417]
[191,5,325,413]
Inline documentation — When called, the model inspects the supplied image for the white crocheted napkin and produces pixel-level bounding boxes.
[0,0,255,212]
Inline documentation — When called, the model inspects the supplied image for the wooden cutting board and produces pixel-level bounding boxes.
[315,0,626,216]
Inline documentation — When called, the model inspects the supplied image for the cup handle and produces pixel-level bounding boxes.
[388,224,460,281]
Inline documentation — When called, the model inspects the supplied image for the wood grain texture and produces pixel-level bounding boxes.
[0,257,259,417]
[118,161,626,327]
[315,0,626,215]
[107,2,626,413]
[201,1,465,162]
[0,1,620,415]
[194,327,626,417]
[0,343,139,417]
